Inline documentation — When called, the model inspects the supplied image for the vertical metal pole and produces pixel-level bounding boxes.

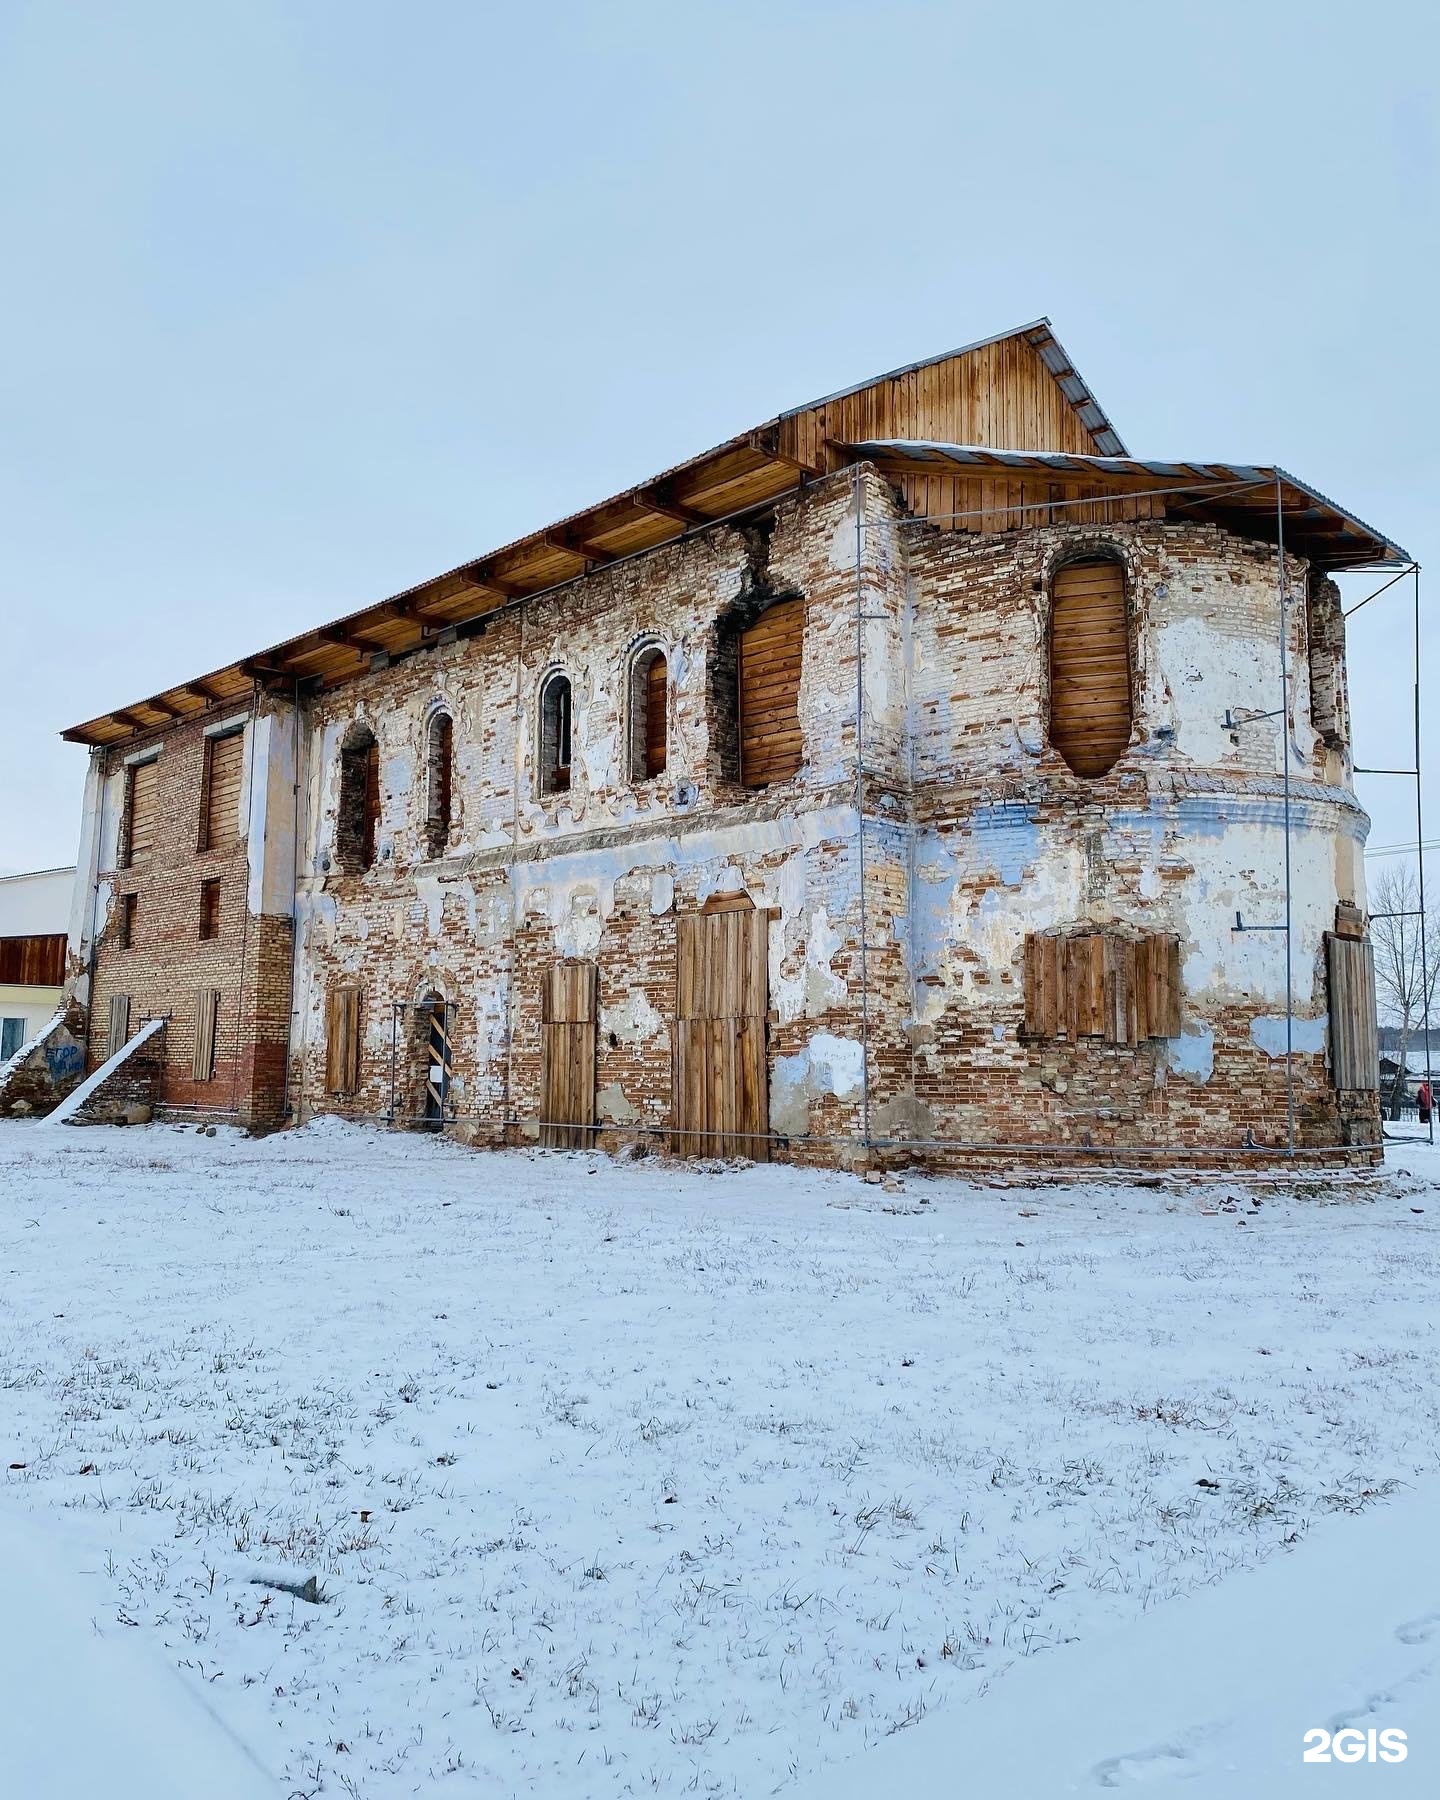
[389,1001,398,1126]
[1276,478,1296,1154]
[853,467,871,1148]
[1414,565,1434,1144]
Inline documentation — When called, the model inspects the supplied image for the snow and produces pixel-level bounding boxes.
[0,1508,277,1797]
[1,1119,1438,1796]
[41,1013,164,1125]
[797,1473,1439,1798]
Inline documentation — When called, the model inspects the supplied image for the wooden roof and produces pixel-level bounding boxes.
[845,443,1412,571]
[62,321,1401,748]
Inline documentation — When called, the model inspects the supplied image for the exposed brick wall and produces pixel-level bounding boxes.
[69,1022,167,1124]
[74,466,1379,1164]
[83,703,294,1127]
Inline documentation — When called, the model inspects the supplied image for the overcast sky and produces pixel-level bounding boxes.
[1,0,1435,882]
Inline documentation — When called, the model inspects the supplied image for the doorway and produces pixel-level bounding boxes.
[672,902,769,1159]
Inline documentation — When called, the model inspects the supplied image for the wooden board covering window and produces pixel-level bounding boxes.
[739,599,803,788]
[325,987,362,1095]
[1048,560,1131,778]
[539,961,596,1148]
[1327,933,1379,1092]
[106,992,131,1063]
[126,757,159,866]
[645,653,667,778]
[1023,931,1180,1045]
[0,934,67,985]
[672,906,769,1159]
[192,988,220,1082]
[202,730,245,850]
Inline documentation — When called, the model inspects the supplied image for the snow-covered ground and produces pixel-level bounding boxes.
[1,1119,1437,1797]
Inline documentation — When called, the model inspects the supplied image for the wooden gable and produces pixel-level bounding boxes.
[777,322,1120,472]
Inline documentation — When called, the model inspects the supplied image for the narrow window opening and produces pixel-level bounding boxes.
[539,674,573,795]
[199,728,245,852]
[121,756,159,869]
[118,892,138,950]
[199,878,221,941]
[738,596,804,788]
[425,712,454,857]
[337,724,380,872]
[1048,556,1132,778]
[628,647,668,781]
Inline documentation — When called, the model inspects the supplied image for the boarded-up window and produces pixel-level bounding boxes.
[1023,930,1180,1045]
[106,993,131,1063]
[539,962,595,1147]
[739,599,803,788]
[673,905,769,1158]
[425,712,453,857]
[192,987,220,1082]
[1049,559,1132,778]
[1328,933,1378,1091]
[123,756,159,868]
[198,878,221,941]
[540,674,573,795]
[630,651,669,784]
[325,986,362,1094]
[200,729,245,852]
[336,726,380,872]
[0,933,69,983]
[628,647,668,781]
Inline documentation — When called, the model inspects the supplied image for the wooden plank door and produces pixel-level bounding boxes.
[672,906,769,1159]
[540,962,596,1148]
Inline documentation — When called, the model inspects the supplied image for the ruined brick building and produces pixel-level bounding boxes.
[42,319,1403,1162]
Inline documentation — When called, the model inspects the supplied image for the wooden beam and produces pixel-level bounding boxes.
[112,708,150,732]
[143,695,183,718]
[542,530,616,568]
[635,484,711,528]
[459,564,525,600]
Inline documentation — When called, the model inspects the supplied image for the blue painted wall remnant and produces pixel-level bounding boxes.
[46,1042,83,1078]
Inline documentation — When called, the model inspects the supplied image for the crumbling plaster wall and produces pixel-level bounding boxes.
[291,471,902,1153]
[901,517,1373,1151]
[288,469,1374,1160]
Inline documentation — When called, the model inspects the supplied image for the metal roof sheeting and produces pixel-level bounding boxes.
[844,440,1412,569]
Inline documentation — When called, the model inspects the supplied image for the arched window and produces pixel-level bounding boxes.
[539,672,573,795]
[1048,556,1132,778]
[424,710,453,857]
[628,646,668,781]
[337,722,380,872]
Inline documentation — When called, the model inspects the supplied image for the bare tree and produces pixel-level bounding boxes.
[1370,862,1439,1118]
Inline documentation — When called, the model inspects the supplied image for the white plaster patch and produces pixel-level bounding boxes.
[650,872,674,916]
[771,1032,865,1135]
[1250,1014,1327,1058]
[772,904,850,1024]
[600,987,664,1047]
[1167,1026,1215,1084]
[414,873,446,937]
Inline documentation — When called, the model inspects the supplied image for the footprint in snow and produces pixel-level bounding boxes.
[1091,1742,1203,1786]
[1395,1609,1440,1645]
